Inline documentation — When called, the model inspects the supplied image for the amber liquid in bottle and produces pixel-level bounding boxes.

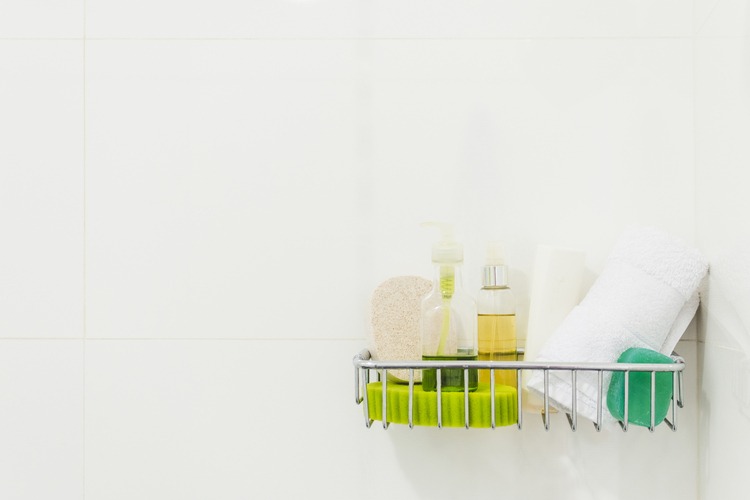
[476,243,517,390]
[478,313,517,387]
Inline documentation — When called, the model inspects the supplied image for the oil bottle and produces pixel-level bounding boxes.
[420,222,478,392]
[477,242,517,388]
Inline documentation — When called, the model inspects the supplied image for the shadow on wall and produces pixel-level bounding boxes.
[697,235,750,421]
[697,333,710,494]
[696,237,750,497]
[698,237,750,354]
[386,425,605,500]
[382,413,684,500]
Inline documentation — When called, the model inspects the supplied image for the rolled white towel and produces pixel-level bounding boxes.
[527,227,708,425]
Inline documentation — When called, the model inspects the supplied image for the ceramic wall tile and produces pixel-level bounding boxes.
[0,1,83,38]
[696,0,750,37]
[85,339,369,499]
[85,40,363,339]
[698,343,750,500]
[0,1,716,497]
[0,340,84,499]
[695,32,750,500]
[364,0,691,39]
[85,0,691,39]
[695,0,721,32]
[362,38,694,341]
[86,0,359,38]
[85,338,697,500]
[695,37,750,349]
[0,41,84,338]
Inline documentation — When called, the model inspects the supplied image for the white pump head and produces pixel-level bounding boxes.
[421,222,463,264]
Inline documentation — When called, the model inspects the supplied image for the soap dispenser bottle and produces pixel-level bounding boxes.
[420,222,478,392]
[477,242,517,388]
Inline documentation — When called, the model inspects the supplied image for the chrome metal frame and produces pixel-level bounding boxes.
[353,349,685,432]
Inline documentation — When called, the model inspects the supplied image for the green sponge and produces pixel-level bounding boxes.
[366,382,517,428]
[607,348,675,427]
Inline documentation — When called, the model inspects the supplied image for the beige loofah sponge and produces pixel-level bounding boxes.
[369,276,432,383]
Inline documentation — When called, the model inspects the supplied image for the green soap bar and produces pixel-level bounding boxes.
[607,348,675,427]
[366,382,517,428]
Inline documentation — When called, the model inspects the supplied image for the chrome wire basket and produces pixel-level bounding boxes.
[353,349,685,432]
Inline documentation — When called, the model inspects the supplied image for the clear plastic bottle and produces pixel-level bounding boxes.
[477,243,517,388]
[420,223,478,392]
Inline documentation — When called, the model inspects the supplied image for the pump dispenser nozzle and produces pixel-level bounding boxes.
[421,222,463,264]
[422,222,463,299]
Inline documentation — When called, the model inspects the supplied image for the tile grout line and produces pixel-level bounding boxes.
[0,337,367,341]
[82,35,697,41]
[690,0,705,493]
[82,2,87,499]
[0,35,698,42]
[83,11,87,338]
[0,37,83,41]
[690,0,702,490]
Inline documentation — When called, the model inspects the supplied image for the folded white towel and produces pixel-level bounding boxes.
[527,227,708,425]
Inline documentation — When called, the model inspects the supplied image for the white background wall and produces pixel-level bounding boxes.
[694,1,750,499]
[0,1,745,499]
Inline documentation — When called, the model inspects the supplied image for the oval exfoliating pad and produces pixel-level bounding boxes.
[369,276,432,382]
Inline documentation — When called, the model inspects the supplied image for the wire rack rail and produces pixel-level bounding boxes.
[353,349,685,432]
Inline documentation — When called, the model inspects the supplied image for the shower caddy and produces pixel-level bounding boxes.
[353,348,685,432]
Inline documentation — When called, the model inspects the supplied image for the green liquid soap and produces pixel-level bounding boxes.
[422,352,478,392]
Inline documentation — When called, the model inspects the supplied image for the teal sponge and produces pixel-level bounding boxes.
[366,382,517,428]
[607,348,675,427]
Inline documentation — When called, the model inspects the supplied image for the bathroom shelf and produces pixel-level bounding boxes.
[353,349,685,432]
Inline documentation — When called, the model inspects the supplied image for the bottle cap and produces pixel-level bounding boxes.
[483,242,509,287]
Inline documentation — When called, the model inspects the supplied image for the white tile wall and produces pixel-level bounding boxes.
[364,38,694,341]
[85,339,366,499]
[695,0,720,32]
[695,36,750,350]
[698,343,750,499]
[0,1,83,38]
[695,0,750,37]
[85,40,363,339]
[363,0,692,39]
[364,39,695,261]
[0,41,84,338]
[1,1,735,499]
[85,0,360,39]
[85,0,691,39]
[695,34,750,272]
[694,15,750,500]
[83,36,695,342]
[84,339,697,500]
[0,340,84,499]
